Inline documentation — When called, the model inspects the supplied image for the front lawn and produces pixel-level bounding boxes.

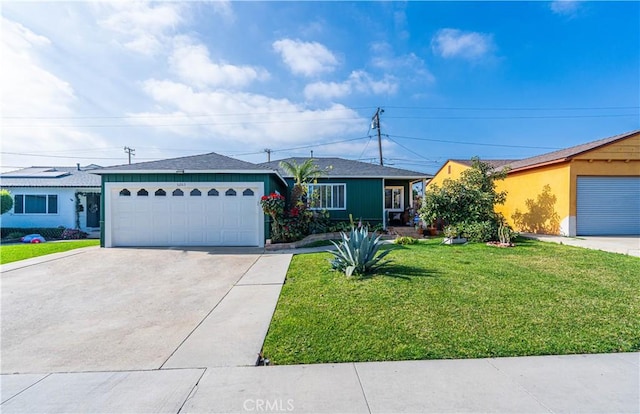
[0,240,100,265]
[263,238,639,364]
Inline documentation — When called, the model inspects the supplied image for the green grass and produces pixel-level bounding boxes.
[300,239,339,248]
[263,238,640,364]
[0,240,100,264]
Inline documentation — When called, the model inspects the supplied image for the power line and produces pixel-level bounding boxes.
[2,116,364,128]
[389,134,561,150]
[3,105,636,121]
[384,105,640,111]
[385,114,637,120]
[385,135,432,162]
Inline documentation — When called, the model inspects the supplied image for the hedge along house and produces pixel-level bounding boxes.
[0,165,102,235]
[94,153,287,248]
[428,130,640,236]
[259,157,430,227]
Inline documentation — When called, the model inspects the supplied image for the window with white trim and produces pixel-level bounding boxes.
[384,186,404,211]
[14,194,58,214]
[308,183,346,210]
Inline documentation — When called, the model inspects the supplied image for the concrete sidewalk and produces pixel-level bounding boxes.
[2,352,638,413]
[522,233,640,257]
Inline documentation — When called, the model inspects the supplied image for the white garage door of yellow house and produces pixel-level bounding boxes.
[106,182,263,247]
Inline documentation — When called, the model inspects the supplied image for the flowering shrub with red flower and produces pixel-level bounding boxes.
[260,193,285,218]
[260,191,329,243]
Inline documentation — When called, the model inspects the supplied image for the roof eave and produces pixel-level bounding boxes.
[92,169,289,187]
[508,158,569,173]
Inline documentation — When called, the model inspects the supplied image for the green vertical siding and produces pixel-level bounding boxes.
[310,178,383,222]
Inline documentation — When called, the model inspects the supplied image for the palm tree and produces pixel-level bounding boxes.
[279,159,325,205]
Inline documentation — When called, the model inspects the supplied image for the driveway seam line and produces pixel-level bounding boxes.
[176,368,207,414]
[485,358,555,413]
[353,363,372,414]
[0,373,51,405]
[158,255,263,369]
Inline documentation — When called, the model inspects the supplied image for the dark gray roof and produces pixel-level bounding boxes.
[259,157,430,179]
[94,152,268,173]
[507,129,640,171]
[0,166,101,188]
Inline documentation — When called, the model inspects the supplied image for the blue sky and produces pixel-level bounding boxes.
[1,1,638,174]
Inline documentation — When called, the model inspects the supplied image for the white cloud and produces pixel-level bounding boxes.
[431,28,494,60]
[169,36,269,89]
[550,0,580,17]
[370,41,435,83]
[131,79,364,147]
[304,71,397,101]
[1,17,109,167]
[99,2,183,56]
[210,0,235,23]
[272,38,338,77]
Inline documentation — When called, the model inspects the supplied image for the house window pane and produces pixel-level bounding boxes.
[384,187,403,211]
[25,195,47,213]
[172,189,184,196]
[15,195,23,213]
[208,189,219,196]
[226,189,236,196]
[48,195,58,214]
[190,189,201,196]
[137,189,148,196]
[119,189,131,196]
[243,189,254,196]
[307,184,346,210]
[155,189,166,196]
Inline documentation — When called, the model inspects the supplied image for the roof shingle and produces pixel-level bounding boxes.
[258,157,430,178]
[0,166,101,188]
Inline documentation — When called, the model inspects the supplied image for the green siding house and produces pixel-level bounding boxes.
[264,157,428,226]
[95,153,427,248]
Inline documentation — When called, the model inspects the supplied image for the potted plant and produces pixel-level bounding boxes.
[443,225,467,245]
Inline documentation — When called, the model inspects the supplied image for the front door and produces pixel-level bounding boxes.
[86,193,101,228]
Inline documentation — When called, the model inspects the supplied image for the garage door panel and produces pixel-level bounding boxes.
[109,184,262,247]
[577,177,640,235]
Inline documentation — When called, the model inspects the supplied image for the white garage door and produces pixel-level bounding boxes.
[107,182,263,247]
[576,176,640,236]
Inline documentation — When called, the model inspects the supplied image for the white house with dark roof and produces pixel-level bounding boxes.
[1,165,102,233]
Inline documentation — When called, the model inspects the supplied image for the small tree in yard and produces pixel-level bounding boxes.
[1,189,13,215]
[420,157,509,242]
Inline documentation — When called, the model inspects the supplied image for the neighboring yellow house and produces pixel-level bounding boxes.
[427,130,640,236]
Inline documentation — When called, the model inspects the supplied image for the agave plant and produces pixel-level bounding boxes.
[329,226,392,277]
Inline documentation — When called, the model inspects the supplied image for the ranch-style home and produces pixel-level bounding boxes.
[0,165,102,235]
[95,153,428,248]
[429,130,640,236]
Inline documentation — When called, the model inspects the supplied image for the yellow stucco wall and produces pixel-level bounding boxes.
[427,160,470,189]
[427,132,640,236]
[496,163,571,235]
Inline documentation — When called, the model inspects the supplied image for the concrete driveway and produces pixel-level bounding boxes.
[1,247,288,374]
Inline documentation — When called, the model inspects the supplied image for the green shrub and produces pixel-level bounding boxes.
[395,236,418,245]
[6,231,26,240]
[1,227,65,240]
[330,226,392,277]
[0,189,13,215]
[460,220,497,242]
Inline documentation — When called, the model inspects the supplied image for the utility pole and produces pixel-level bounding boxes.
[124,146,135,164]
[264,148,271,162]
[371,107,384,166]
